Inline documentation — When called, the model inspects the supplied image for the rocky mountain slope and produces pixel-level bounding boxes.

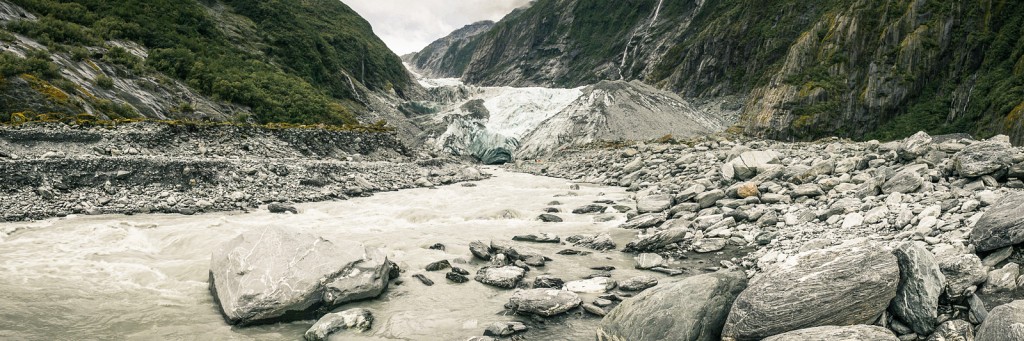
[0,0,417,128]
[411,0,1024,145]
[402,20,494,79]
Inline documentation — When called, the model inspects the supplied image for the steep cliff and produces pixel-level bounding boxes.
[403,20,494,78]
[413,0,1024,145]
[0,0,417,127]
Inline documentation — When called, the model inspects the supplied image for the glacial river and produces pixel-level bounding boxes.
[0,168,687,340]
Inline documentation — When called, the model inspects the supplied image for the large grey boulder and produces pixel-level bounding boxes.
[890,242,945,335]
[938,253,988,297]
[927,319,975,341]
[899,131,933,160]
[303,308,373,341]
[507,289,581,316]
[597,271,748,341]
[624,226,689,252]
[619,212,667,229]
[882,171,924,194]
[210,226,391,325]
[761,325,898,341]
[969,193,1024,252]
[728,150,781,180]
[976,300,1024,341]
[954,141,1013,178]
[721,240,899,340]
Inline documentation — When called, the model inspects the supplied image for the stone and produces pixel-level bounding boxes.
[983,263,1020,294]
[733,150,781,180]
[565,277,614,293]
[696,189,726,209]
[938,254,988,297]
[445,272,469,283]
[735,182,760,199]
[636,253,667,269]
[841,213,864,229]
[597,272,747,341]
[983,246,1014,267]
[537,214,563,222]
[570,233,617,251]
[573,204,607,214]
[721,241,899,340]
[209,226,391,325]
[412,274,434,286]
[425,260,451,271]
[474,266,526,289]
[926,319,974,341]
[619,212,667,229]
[469,240,492,261]
[792,184,824,197]
[883,171,924,194]
[954,142,1013,178]
[619,275,658,292]
[512,233,560,243]
[761,325,898,341]
[533,275,564,289]
[583,303,607,316]
[976,300,1024,341]
[483,321,528,337]
[637,194,673,213]
[692,238,727,253]
[969,294,988,324]
[969,193,1024,252]
[890,242,946,335]
[899,131,933,160]
[267,203,297,214]
[507,289,581,317]
[303,308,373,341]
[624,226,689,252]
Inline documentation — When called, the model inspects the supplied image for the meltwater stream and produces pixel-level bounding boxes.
[0,169,672,340]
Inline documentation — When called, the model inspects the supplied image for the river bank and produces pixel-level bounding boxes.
[513,131,1024,340]
[0,121,484,222]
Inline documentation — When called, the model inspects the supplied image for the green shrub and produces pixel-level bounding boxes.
[94,74,113,89]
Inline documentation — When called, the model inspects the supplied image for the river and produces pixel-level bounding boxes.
[0,168,685,340]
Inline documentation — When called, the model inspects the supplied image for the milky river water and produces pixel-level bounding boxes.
[0,169,682,340]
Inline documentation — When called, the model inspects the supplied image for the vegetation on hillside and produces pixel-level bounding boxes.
[1,0,413,126]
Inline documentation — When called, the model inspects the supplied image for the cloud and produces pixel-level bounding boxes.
[344,0,531,55]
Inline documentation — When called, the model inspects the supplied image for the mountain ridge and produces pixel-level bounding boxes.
[411,0,1024,145]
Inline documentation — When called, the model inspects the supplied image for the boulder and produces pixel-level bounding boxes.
[474,266,526,289]
[889,242,945,335]
[721,240,899,340]
[267,203,297,214]
[507,289,581,317]
[696,189,726,209]
[483,321,528,337]
[976,300,1024,341]
[565,277,615,293]
[538,214,563,222]
[732,150,781,180]
[637,194,673,213]
[792,184,824,198]
[469,240,492,261]
[760,325,898,341]
[882,171,924,194]
[899,131,933,160]
[938,253,988,297]
[303,308,373,341]
[209,226,391,325]
[969,193,1024,252]
[692,238,727,253]
[533,275,565,289]
[982,263,1019,294]
[635,253,667,269]
[954,142,1013,178]
[597,272,747,341]
[573,204,608,214]
[624,226,689,252]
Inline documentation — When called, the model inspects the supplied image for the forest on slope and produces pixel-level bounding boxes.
[0,0,414,126]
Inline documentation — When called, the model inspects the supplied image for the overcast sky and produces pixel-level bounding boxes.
[345,0,531,56]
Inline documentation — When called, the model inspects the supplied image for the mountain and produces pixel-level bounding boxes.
[403,20,494,79]
[410,0,1024,145]
[0,0,416,127]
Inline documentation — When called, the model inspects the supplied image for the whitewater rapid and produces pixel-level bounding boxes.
[0,169,656,340]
